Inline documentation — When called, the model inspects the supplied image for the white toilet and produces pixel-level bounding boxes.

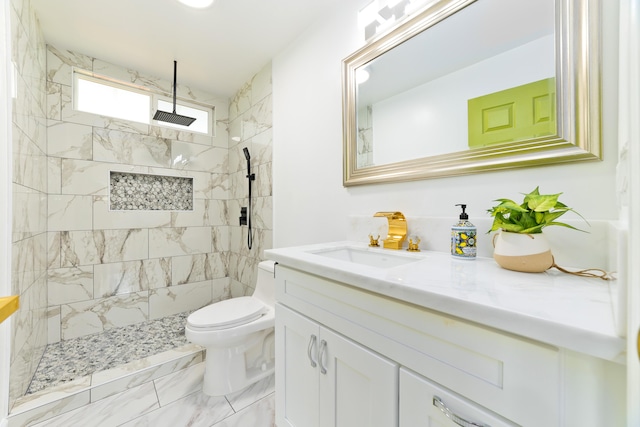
[185,260,276,396]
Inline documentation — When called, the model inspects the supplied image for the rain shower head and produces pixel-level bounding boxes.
[153,110,196,126]
[153,61,196,127]
[243,147,251,160]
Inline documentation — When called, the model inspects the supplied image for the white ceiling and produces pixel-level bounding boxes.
[31,0,344,97]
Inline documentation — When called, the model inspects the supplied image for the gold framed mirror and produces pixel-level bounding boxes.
[342,0,601,186]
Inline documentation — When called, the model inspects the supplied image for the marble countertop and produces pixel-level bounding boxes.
[265,241,625,363]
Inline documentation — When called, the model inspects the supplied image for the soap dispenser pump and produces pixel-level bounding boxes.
[451,204,477,259]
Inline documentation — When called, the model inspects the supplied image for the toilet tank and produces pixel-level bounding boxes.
[253,260,276,307]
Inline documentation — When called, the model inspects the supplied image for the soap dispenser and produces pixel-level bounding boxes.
[451,204,477,259]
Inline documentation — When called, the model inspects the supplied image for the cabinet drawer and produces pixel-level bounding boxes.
[400,368,517,427]
[277,266,559,426]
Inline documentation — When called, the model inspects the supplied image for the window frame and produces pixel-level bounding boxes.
[72,68,214,136]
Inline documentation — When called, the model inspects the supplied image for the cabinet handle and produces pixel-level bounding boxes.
[319,339,328,374]
[307,334,317,368]
[433,396,491,427]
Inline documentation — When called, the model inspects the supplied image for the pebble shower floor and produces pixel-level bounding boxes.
[26,311,191,395]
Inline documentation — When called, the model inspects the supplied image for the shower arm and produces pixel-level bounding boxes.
[171,61,177,113]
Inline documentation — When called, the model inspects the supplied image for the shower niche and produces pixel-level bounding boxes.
[110,171,194,211]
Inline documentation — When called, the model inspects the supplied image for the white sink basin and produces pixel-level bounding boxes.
[311,246,421,268]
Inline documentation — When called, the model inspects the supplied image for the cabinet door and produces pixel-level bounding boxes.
[319,327,398,427]
[276,304,321,427]
[399,368,517,427]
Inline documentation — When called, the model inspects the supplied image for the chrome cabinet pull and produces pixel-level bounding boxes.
[307,334,317,368]
[433,396,491,427]
[319,339,328,374]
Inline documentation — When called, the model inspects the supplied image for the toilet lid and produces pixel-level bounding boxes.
[187,297,267,330]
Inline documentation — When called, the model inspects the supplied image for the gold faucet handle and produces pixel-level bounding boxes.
[368,234,380,247]
[407,237,421,252]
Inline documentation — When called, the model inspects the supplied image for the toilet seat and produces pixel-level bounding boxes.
[187,297,267,331]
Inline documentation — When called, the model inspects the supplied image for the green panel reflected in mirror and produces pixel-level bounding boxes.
[468,78,556,148]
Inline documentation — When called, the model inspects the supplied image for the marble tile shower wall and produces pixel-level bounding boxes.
[10,0,49,409]
[227,64,273,297]
[44,46,232,346]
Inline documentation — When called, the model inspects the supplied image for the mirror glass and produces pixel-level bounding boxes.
[342,0,601,186]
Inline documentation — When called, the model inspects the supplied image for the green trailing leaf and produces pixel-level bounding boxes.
[544,221,585,231]
[528,194,561,212]
[487,187,588,234]
[492,200,528,213]
[499,222,525,233]
[520,224,545,234]
[542,210,569,223]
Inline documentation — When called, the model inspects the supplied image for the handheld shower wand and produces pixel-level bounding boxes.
[243,148,255,178]
[241,147,255,249]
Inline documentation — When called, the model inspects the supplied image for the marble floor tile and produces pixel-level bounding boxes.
[120,391,234,427]
[8,377,91,427]
[90,346,203,403]
[213,394,275,427]
[225,374,275,413]
[30,382,159,427]
[91,343,202,388]
[153,362,206,406]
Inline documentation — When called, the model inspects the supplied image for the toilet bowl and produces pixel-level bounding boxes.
[185,260,276,396]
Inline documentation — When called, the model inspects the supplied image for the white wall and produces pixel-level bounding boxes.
[272,0,620,249]
[619,0,640,422]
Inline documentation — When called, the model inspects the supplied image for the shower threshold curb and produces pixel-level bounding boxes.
[7,343,204,427]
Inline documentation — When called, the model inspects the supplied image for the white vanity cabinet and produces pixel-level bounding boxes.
[275,303,398,427]
[273,263,625,427]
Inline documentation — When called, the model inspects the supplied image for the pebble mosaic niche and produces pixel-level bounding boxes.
[110,172,193,211]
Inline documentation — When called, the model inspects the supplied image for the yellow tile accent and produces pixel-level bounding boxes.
[0,295,19,324]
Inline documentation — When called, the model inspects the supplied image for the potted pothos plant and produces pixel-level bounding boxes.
[487,187,587,273]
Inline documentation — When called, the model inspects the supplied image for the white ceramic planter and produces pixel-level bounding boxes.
[493,231,554,273]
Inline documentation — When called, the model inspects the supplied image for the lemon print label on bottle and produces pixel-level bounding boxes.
[451,204,477,259]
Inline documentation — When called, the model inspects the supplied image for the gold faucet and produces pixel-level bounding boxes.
[373,212,407,250]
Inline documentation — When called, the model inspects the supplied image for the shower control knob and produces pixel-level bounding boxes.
[239,207,248,226]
